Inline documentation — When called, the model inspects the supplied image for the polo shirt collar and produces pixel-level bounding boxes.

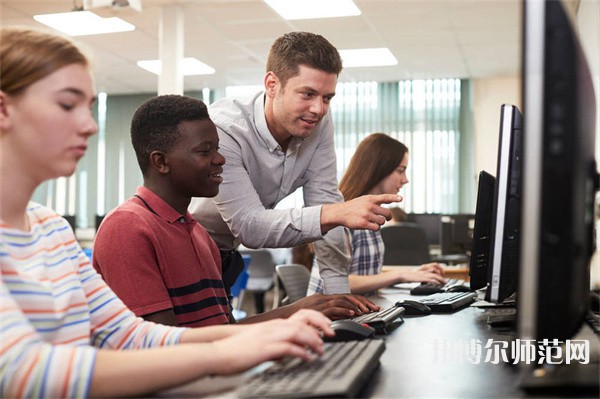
[135,186,196,224]
[253,92,303,154]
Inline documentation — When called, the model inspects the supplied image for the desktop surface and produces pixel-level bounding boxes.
[159,289,598,398]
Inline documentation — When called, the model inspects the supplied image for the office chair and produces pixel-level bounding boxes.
[275,264,311,306]
[229,255,250,320]
[380,223,431,265]
[238,249,277,314]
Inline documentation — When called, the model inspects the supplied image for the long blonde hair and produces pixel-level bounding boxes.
[0,27,89,96]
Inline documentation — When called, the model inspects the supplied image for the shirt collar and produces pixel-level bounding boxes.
[134,186,196,225]
[253,92,303,154]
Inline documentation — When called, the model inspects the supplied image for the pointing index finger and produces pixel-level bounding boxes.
[372,194,402,204]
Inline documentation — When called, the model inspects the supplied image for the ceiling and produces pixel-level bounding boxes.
[2,0,531,95]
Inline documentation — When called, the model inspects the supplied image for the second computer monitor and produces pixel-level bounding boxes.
[469,170,496,290]
[485,104,523,303]
[405,213,442,246]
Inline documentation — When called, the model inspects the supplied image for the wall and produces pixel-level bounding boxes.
[471,0,600,188]
[577,0,600,159]
[471,76,521,182]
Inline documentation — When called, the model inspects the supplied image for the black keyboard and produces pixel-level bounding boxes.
[351,303,405,333]
[415,292,477,312]
[240,339,386,398]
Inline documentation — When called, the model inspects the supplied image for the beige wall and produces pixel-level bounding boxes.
[577,0,600,159]
[472,76,520,180]
[471,0,600,186]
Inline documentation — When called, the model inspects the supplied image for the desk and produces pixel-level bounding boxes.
[160,289,598,398]
[363,289,522,397]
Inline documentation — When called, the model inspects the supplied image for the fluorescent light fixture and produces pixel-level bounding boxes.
[339,48,398,68]
[33,11,135,36]
[137,58,216,76]
[264,0,360,20]
[84,0,142,12]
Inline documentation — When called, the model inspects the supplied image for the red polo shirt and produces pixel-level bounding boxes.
[93,186,230,327]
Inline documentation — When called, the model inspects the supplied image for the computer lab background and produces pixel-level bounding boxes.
[2,1,599,283]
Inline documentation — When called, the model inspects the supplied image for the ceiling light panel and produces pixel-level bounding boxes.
[137,58,216,76]
[33,11,135,36]
[264,0,361,20]
[339,48,398,68]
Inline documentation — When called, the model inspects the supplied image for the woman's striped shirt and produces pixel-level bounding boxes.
[0,203,186,398]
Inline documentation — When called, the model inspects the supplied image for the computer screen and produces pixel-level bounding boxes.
[518,0,597,343]
[486,104,523,303]
[405,213,441,246]
[469,171,496,290]
[439,214,474,255]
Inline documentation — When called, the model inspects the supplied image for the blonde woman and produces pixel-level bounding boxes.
[0,27,331,398]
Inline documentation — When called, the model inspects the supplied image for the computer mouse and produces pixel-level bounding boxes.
[324,320,376,342]
[410,283,443,296]
[446,284,472,293]
[396,300,432,316]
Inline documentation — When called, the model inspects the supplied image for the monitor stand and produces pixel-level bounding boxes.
[519,323,599,396]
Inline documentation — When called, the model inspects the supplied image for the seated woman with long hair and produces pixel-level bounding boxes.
[308,133,446,295]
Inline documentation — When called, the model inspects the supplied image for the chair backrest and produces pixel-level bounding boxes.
[275,264,311,304]
[239,249,277,278]
[230,255,251,299]
[381,223,431,265]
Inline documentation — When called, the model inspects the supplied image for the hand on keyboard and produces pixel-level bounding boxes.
[397,262,447,285]
[290,293,381,320]
[351,303,405,334]
[241,340,386,398]
[210,309,331,375]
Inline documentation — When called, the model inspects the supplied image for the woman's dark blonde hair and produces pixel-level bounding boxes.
[0,27,89,96]
[339,133,408,201]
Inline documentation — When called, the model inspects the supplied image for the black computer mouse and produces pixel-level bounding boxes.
[396,300,432,316]
[410,283,443,296]
[324,320,376,342]
[446,284,472,293]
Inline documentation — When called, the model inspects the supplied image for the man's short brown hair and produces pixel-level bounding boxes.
[266,31,343,87]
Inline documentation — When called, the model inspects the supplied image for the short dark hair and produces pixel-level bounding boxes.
[266,31,343,87]
[131,95,210,175]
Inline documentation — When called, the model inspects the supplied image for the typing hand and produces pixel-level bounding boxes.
[210,311,329,374]
[293,293,381,320]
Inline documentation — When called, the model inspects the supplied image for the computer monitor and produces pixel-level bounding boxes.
[469,171,496,290]
[486,104,523,303]
[405,213,441,246]
[439,214,474,255]
[518,0,597,344]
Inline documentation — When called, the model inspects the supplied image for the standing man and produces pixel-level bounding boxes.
[190,32,400,295]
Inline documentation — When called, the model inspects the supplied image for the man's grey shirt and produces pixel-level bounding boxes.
[189,92,351,294]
